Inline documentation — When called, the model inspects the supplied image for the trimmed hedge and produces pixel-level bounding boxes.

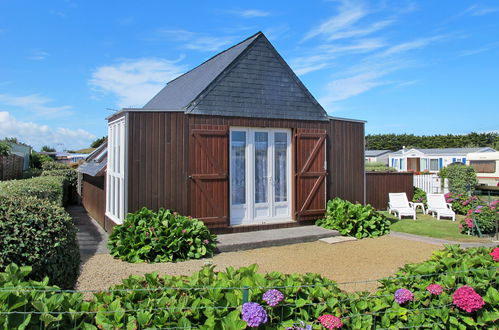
[0,175,66,206]
[108,208,217,263]
[0,196,80,289]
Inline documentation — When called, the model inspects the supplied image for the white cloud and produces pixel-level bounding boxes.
[319,71,389,107]
[0,111,95,151]
[462,4,499,16]
[90,58,188,108]
[154,29,237,52]
[0,93,72,116]
[27,50,49,60]
[304,0,368,40]
[233,9,270,18]
[379,35,444,57]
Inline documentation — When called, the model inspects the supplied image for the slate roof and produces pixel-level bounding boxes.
[78,141,107,176]
[391,147,496,155]
[365,150,392,157]
[142,32,328,121]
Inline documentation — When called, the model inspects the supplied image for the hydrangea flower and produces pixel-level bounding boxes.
[241,302,268,327]
[491,247,499,262]
[262,289,284,307]
[318,314,342,329]
[394,288,414,304]
[452,286,485,312]
[426,284,443,295]
[203,239,209,245]
[465,217,474,229]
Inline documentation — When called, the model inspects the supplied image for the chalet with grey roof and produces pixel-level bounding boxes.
[80,32,366,233]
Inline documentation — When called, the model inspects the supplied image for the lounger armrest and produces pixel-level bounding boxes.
[446,203,453,209]
[408,202,415,209]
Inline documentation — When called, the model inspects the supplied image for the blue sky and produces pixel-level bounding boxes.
[0,0,498,150]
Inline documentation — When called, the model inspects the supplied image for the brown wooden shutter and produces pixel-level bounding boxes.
[189,125,229,228]
[295,128,327,220]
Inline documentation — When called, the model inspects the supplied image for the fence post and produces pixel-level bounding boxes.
[242,286,249,304]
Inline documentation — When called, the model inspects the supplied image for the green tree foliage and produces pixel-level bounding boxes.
[0,142,11,156]
[440,164,478,195]
[41,145,56,152]
[91,136,107,148]
[366,132,499,151]
[29,152,54,169]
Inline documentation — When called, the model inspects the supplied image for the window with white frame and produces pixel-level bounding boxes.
[429,159,439,172]
[106,117,126,223]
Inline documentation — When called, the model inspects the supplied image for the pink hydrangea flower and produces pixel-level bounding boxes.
[203,239,209,245]
[182,229,187,233]
[318,315,342,329]
[491,247,499,262]
[426,284,443,295]
[452,286,485,312]
[465,217,474,228]
[394,288,414,304]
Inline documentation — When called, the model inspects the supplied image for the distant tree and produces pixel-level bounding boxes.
[3,137,19,144]
[0,141,11,156]
[366,132,499,150]
[41,145,56,152]
[30,152,54,169]
[90,136,107,148]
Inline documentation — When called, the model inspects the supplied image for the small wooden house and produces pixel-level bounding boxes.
[84,32,365,233]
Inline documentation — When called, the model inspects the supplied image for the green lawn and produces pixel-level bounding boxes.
[383,212,489,242]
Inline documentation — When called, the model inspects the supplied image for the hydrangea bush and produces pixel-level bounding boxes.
[458,203,497,235]
[0,245,497,329]
[108,207,217,263]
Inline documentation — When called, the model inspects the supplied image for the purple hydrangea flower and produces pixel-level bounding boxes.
[241,302,268,327]
[286,321,313,330]
[262,289,284,307]
[394,288,414,304]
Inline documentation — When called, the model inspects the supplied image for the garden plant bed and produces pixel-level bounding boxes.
[77,236,440,293]
[386,212,493,242]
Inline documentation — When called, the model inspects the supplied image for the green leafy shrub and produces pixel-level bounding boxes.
[41,161,78,188]
[1,245,497,329]
[445,192,484,215]
[365,161,396,172]
[0,175,65,206]
[316,198,391,238]
[22,167,43,179]
[459,204,498,235]
[0,264,93,329]
[440,164,478,195]
[412,187,427,206]
[0,142,11,156]
[108,208,217,263]
[0,196,80,289]
[29,151,54,169]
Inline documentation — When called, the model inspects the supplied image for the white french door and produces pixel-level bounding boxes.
[230,128,291,225]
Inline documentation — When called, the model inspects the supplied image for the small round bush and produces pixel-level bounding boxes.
[0,196,80,289]
[316,197,391,238]
[108,208,217,263]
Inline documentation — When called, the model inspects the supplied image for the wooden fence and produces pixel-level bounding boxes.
[82,176,106,229]
[366,172,414,210]
[414,174,449,194]
[0,154,23,181]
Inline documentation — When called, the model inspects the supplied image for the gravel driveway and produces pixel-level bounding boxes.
[76,236,440,293]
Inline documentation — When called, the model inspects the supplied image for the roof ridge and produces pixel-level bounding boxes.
[164,31,262,86]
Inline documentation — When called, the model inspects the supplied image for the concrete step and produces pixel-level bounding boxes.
[216,225,340,252]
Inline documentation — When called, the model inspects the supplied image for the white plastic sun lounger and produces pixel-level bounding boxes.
[388,193,416,220]
[427,194,456,221]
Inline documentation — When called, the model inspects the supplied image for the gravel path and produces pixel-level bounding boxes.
[77,236,440,293]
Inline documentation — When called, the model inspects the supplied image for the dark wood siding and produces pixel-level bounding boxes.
[327,119,365,204]
[366,172,414,210]
[127,112,189,215]
[125,112,365,229]
[82,175,106,229]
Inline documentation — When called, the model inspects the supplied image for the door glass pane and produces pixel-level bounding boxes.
[231,131,246,205]
[274,132,287,202]
[254,132,268,203]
